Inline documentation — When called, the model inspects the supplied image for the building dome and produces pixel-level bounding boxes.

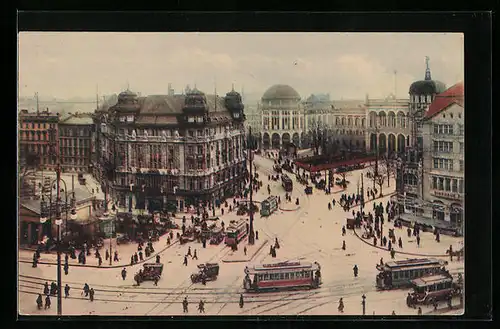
[409,80,447,95]
[262,84,301,101]
[409,56,446,95]
[118,89,138,99]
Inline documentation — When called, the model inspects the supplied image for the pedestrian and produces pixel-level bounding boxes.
[187,247,192,257]
[89,288,95,302]
[65,253,69,264]
[156,254,161,264]
[183,297,189,313]
[43,282,49,295]
[198,299,205,313]
[433,300,438,311]
[183,255,188,266]
[130,255,134,265]
[418,307,422,315]
[407,227,411,238]
[436,231,440,243]
[353,265,358,277]
[239,293,244,308]
[390,248,396,259]
[361,294,366,315]
[388,240,392,251]
[193,249,198,260]
[338,298,344,313]
[83,283,90,297]
[121,268,127,280]
[139,251,143,261]
[342,240,346,250]
[44,295,51,309]
[114,251,119,262]
[391,310,396,315]
[416,235,421,247]
[398,237,403,249]
[134,252,138,264]
[64,284,70,298]
[256,231,259,240]
[98,255,102,266]
[244,246,247,256]
[64,262,69,275]
[36,294,43,309]
[342,226,346,236]
[153,275,159,286]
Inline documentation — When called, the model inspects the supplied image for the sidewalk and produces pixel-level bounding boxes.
[222,239,269,263]
[19,228,181,269]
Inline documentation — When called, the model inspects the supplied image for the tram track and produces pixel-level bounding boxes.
[146,245,233,315]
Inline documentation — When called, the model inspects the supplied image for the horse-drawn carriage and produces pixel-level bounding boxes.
[180,226,201,244]
[446,247,464,258]
[191,263,220,283]
[134,263,164,284]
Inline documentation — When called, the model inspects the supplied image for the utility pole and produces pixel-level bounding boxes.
[248,126,255,245]
[35,92,39,113]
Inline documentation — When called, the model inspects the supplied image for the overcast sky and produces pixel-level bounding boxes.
[18,32,463,101]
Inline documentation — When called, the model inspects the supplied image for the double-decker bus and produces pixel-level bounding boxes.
[224,219,247,245]
[243,260,322,292]
[375,258,448,290]
[407,273,461,306]
[260,195,278,217]
[281,174,293,192]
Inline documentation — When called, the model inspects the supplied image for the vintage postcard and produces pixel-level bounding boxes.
[18,32,464,316]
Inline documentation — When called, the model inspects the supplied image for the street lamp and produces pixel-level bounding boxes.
[247,127,255,245]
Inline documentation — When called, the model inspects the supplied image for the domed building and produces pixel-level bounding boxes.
[259,84,305,149]
[408,57,447,148]
[92,85,247,214]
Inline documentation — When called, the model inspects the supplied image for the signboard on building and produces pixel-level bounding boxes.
[432,190,463,201]
[99,219,116,238]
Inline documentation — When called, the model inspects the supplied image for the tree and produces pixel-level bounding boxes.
[380,154,398,187]
[367,164,386,197]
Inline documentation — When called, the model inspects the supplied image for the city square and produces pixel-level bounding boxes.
[18,32,464,317]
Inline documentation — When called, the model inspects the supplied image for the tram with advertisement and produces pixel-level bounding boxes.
[376,258,448,290]
[281,174,293,192]
[260,195,278,217]
[243,260,322,292]
[224,219,247,245]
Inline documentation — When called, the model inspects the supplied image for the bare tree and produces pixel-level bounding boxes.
[367,164,387,197]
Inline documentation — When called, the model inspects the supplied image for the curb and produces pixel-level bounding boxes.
[20,240,180,269]
[279,205,300,212]
[222,239,269,263]
[351,227,450,258]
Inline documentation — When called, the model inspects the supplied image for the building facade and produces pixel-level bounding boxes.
[394,82,463,232]
[59,113,94,173]
[302,95,367,151]
[93,87,247,214]
[421,82,464,225]
[366,93,410,156]
[260,84,305,149]
[18,109,59,170]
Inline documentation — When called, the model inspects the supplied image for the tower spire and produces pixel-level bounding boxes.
[424,56,431,80]
[231,83,235,92]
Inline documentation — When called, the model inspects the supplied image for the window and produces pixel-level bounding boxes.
[460,142,464,153]
[445,178,451,191]
[284,273,290,280]
[458,113,461,119]
[452,179,458,192]
[459,160,464,172]
[188,130,194,137]
[279,273,284,280]
[432,176,438,189]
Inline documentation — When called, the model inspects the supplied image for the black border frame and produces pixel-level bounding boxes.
[10,10,493,326]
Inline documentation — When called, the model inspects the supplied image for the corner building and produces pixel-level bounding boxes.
[93,88,246,213]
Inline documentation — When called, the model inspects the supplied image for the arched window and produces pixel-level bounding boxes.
[355,118,359,126]
[348,117,352,126]
[341,117,345,126]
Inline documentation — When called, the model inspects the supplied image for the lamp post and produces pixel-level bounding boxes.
[39,164,75,317]
[247,127,255,245]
